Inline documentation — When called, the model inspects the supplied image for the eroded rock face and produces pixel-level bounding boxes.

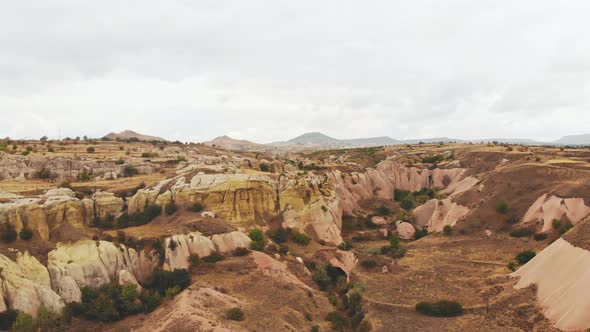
[0,252,64,316]
[164,232,216,271]
[413,198,469,233]
[47,240,158,301]
[0,188,124,241]
[396,222,416,239]
[522,194,590,232]
[211,231,252,254]
[512,238,590,331]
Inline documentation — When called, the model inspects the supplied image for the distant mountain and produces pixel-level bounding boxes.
[202,135,267,151]
[553,134,590,145]
[271,132,398,148]
[104,130,166,142]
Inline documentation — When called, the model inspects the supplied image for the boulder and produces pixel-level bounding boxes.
[211,231,252,254]
[370,216,388,226]
[396,222,416,240]
[119,270,142,291]
[0,252,64,316]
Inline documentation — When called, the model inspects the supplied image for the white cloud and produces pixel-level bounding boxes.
[1,1,590,142]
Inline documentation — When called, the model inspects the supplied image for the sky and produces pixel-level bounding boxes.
[1,1,590,143]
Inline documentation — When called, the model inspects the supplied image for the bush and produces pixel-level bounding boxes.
[259,163,270,172]
[415,300,463,317]
[165,286,181,298]
[203,252,223,263]
[271,227,288,243]
[249,228,264,241]
[1,223,18,243]
[19,227,33,240]
[311,325,320,332]
[496,202,509,214]
[326,311,346,331]
[400,199,414,211]
[414,228,428,240]
[188,254,200,267]
[376,205,391,216]
[58,180,71,189]
[510,227,535,238]
[123,166,139,177]
[34,167,56,182]
[507,261,516,272]
[141,152,159,158]
[190,202,204,212]
[165,201,178,215]
[86,147,95,153]
[515,249,536,265]
[233,247,250,256]
[12,312,34,332]
[77,169,92,182]
[337,242,352,251]
[149,269,190,295]
[421,155,445,164]
[168,240,177,251]
[552,219,561,229]
[250,240,264,251]
[442,225,452,235]
[394,189,411,202]
[115,158,125,165]
[534,233,548,241]
[360,259,377,269]
[292,231,311,245]
[226,307,245,321]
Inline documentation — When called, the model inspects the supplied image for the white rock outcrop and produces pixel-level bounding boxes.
[163,232,216,271]
[0,252,64,316]
[512,238,590,331]
[211,231,252,254]
[413,198,469,233]
[48,240,158,301]
[522,194,590,232]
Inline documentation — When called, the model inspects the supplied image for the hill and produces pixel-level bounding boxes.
[202,135,267,151]
[104,130,166,142]
[553,134,590,145]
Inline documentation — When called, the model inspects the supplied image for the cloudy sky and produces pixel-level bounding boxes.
[1,1,589,143]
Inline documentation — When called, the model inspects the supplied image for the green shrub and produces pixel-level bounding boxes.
[249,228,264,241]
[250,240,264,251]
[19,227,33,240]
[190,202,204,212]
[507,261,516,272]
[141,152,159,158]
[233,247,250,256]
[226,307,245,321]
[58,180,71,189]
[442,225,452,235]
[165,286,181,298]
[12,312,34,332]
[415,300,463,317]
[271,227,288,243]
[496,202,509,214]
[311,325,320,332]
[337,242,352,251]
[165,201,178,215]
[400,199,414,211]
[394,189,411,202]
[86,147,95,153]
[1,223,18,243]
[259,163,270,172]
[552,219,561,229]
[115,158,125,165]
[376,205,391,216]
[77,169,92,182]
[515,249,536,265]
[421,155,445,164]
[534,233,548,241]
[123,165,139,177]
[386,235,407,258]
[203,252,223,263]
[560,224,573,235]
[414,228,428,240]
[292,231,311,245]
[326,311,346,331]
[149,269,191,295]
[188,254,200,267]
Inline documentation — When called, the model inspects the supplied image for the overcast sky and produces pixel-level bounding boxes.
[1,1,589,143]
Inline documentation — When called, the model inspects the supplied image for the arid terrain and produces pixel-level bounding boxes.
[1,133,590,332]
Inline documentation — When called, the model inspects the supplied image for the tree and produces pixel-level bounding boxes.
[123,166,139,177]
[259,163,270,172]
[40,136,48,141]
[87,147,95,153]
